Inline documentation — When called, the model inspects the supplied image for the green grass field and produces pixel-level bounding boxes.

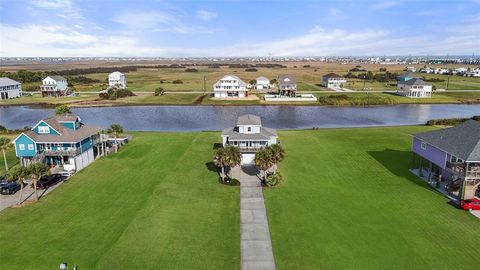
[265,127,480,269]
[0,132,239,270]
[1,127,479,269]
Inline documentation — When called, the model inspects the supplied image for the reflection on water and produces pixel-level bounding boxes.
[0,104,479,131]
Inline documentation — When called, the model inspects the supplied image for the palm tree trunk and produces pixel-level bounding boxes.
[115,134,118,153]
[18,182,24,205]
[221,166,225,182]
[33,180,39,201]
[2,149,8,171]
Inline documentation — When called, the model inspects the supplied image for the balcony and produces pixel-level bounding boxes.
[446,161,466,176]
[43,148,80,157]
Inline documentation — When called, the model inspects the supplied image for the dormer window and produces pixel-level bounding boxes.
[38,126,50,134]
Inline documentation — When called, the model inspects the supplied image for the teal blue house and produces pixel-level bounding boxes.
[13,113,101,172]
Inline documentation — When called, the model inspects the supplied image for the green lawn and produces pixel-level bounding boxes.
[0,132,239,269]
[265,126,480,269]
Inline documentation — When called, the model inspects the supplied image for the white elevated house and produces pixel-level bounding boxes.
[255,76,272,91]
[221,114,278,164]
[397,73,432,98]
[0,77,21,100]
[322,73,347,89]
[213,75,248,98]
[41,75,69,97]
[278,75,297,96]
[108,71,127,88]
[465,68,480,77]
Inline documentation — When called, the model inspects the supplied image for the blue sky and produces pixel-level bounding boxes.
[0,0,479,57]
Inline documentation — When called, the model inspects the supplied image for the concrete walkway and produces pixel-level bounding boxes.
[231,165,276,270]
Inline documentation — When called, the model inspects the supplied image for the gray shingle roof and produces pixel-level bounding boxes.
[221,127,277,141]
[256,76,269,81]
[237,114,261,126]
[47,75,67,81]
[323,73,343,78]
[414,120,480,161]
[214,75,246,87]
[0,77,21,87]
[400,78,430,86]
[278,75,296,85]
[24,114,101,143]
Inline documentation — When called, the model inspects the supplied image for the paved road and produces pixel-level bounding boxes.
[232,165,276,270]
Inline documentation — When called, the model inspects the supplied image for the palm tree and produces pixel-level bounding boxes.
[213,148,228,182]
[255,149,272,182]
[55,104,71,115]
[0,137,12,171]
[107,124,123,152]
[6,165,29,205]
[224,145,241,179]
[269,144,285,174]
[28,163,50,201]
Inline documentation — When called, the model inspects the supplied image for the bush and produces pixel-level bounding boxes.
[154,87,164,96]
[99,88,135,100]
[245,68,258,72]
[426,116,480,126]
[172,80,183,84]
[185,68,198,72]
[55,105,71,115]
[265,172,282,187]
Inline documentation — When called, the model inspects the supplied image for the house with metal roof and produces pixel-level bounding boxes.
[108,71,127,89]
[411,120,480,200]
[0,77,21,100]
[255,76,272,91]
[41,75,70,97]
[396,72,432,98]
[13,113,101,173]
[321,73,347,90]
[278,75,297,97]
[213,75,248,98]
[221,114,278,164]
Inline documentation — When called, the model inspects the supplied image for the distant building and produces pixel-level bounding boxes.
[0,77,21,100]
[465,68,480,77]
[213,75,248,98]
[405,66,416,72]
[255,76,271,91]
[108,71,127,89]
[221,114,278,164]
[41,76,69,97]
[278,75,297,96]
[411,120,480,201]
[397,73,432,98]
[12,113,101,172]
[321,73,347,89]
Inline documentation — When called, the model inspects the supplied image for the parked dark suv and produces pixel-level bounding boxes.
[0,181,22,195]
[36,174,63,189]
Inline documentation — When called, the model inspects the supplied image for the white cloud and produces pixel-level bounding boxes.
[372,0,402,10]
[112,10,215,34]
[1,22,478,57]
[196,10,217,21]
[29,0,83,19]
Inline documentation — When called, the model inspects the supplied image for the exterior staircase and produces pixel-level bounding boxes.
[32,152,46,163]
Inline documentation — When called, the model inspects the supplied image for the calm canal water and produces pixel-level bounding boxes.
[1,104,479,131]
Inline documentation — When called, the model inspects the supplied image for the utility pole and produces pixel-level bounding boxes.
[203,76,206,95]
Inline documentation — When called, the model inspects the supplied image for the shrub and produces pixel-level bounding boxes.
[245,68,258,72]
[303,65,311,68]
[55,105,71,115]
[99,88,135,100]
[265,172,282,187]
[155,87,165,96]
[172,80,183,84]
[426,116,480,126]
[185,68,198,72]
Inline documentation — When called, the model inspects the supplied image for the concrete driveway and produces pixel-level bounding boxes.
[0,181,64,212]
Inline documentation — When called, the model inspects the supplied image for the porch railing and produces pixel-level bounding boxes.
[43,148,81,157]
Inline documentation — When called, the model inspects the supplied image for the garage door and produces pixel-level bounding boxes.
[241,153,255,165]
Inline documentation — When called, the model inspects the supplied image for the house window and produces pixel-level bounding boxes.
[38,126,50,134]
[28,144,34,150]
[248,127,251,132]
[421,142,427,150]
[19,144,25,150]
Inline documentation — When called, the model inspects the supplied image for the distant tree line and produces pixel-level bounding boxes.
[344,71,399,82]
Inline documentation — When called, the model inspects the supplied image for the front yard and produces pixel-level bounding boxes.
[0,127,479,269]
[265,126,480,269]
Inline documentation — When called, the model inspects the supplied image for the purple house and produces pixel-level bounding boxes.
[411,120,480,201]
